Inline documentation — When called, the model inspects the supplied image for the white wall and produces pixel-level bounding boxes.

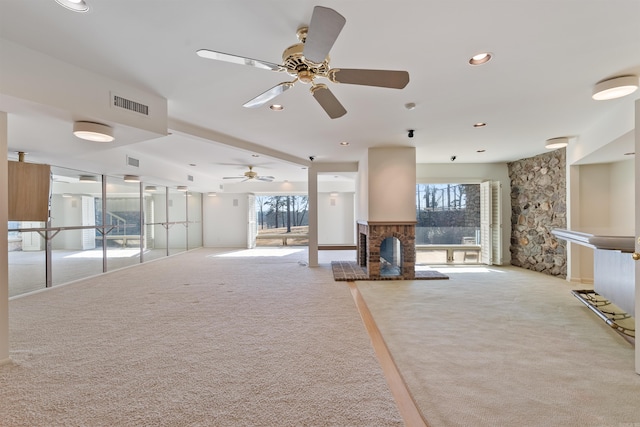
[203,193,249,248]
[416,162,512,265]
[577,160,635,282]
[609,159,635,234]
[318,192,355,245]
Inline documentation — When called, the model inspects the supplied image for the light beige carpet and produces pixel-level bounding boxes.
[0,248,402,427]
[357,265,640,427]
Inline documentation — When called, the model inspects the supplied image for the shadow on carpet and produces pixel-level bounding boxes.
[331,261,449,281]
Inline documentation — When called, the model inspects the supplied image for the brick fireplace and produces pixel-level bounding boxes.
[357,221,416,280]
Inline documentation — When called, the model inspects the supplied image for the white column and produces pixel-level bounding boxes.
[634,98,640,375]
[307,165,318,267]
[0,111,10,365]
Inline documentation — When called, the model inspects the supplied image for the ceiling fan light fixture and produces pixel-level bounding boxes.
[592,75,639,100]
[54,0,89,12]
[469,52,492,66]
[73,121,114,142]
[545,137,569,150]
[123,175,140,183]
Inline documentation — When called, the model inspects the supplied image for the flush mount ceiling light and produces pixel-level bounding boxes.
[78,175,97,182]
[545,137,569,150]
[469,52,492,66]
[592,75,639,100]
[73,121,114,142]
[123,175,140,183]
[177,186,188,192]
[54,0,89,12]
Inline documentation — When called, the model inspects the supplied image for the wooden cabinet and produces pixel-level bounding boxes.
[8,161,51,221]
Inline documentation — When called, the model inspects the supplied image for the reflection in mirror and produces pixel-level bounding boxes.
[105,176,141,271]
[168,187,187,256]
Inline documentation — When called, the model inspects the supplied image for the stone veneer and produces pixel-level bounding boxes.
[508,148,567,277]
[357,221,416,280]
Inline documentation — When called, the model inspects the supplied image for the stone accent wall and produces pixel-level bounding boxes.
[508,149,567,277]
[357,221,416,279]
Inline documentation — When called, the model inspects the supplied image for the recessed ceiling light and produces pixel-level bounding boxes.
[473,122,487,128]
[177,186,188,192]
[73,121,114,142]
[207,192,218,197]
[144,186,158,192]
[545,137,569,149]
[624,152,635,156]
[252,154,260,157]
[54,0,89,12]
[469,52,492,66]
[123,175,140,183]
[189,163,197,167]
[340,141,349,146]
[477,149,486,153]
[404,102,416,110]
[270,104,284,111]
[592,75,639,100]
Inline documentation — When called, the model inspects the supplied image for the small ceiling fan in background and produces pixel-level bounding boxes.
[223,166,275,182]
[196,6,410,119]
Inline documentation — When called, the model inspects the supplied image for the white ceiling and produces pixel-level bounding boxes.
[1,0,639,193]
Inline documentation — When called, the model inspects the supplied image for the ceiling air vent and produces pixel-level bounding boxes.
[187,175,194,182]
[126,156,140,168]
[112,93,149,116]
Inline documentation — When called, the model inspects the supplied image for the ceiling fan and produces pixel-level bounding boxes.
[196,6,409,119]
[223,166,275,182]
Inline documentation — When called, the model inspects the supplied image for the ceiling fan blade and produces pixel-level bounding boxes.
[223,176,245,180]
[243,82,294,108]
[329,69,410,89]
[256,176,275,182]
[303,6,346,64]
[196,49,285,72]
[310,84,347,119]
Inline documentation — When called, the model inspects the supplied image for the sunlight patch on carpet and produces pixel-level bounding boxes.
[65,249,143,259]
[427,266,506,274]
[213,248,304,257]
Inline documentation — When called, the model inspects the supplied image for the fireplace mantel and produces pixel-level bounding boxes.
[357,220,417,226]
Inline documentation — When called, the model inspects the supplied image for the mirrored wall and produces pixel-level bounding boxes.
[7,166,203,297]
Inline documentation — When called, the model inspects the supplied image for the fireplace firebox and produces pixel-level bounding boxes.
[357,221,416,280]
